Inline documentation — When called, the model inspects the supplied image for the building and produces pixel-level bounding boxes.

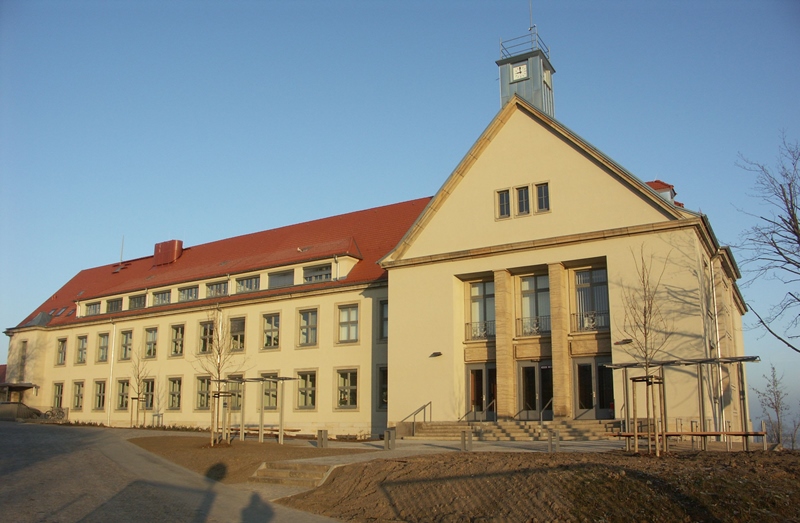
[4,32,752,438]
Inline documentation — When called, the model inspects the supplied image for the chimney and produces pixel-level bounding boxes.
[153,240,183,266]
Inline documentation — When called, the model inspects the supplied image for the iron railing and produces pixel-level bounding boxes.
[465,321,496,341]
[571,311,610,332]
[516,316,551,337]
[400,401,432,437]
[500,28,550,60]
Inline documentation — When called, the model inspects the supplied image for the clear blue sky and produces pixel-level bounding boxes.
[2,1,799,415]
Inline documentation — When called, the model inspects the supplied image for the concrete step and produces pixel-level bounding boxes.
[249,461,331,488]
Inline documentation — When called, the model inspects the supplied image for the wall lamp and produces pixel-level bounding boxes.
[429,352,443,358]
[614,339,633,346]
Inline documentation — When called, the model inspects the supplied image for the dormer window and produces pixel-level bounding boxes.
[106,299,122,313]
[86,302,100,316]
[129,295,146,310]
[206,281,228,298]
[268,270,294,289]
[303,264,332,283]
[179,286,198,302]
[236,276,260,293]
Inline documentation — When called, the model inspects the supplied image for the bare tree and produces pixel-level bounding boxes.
[191,307,247,445]
[788,408,800,450]
[753,364,788,446]
[738,135,800,355]
[129,350,150,427]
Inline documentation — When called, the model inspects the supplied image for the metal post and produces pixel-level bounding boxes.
[317,429,328,448]
[384,429,396,450]
[555,429,560,452]
[547,430,553,453]
[258,380,265,443]
[623,368,630,452]
[278,380,285,445]
[240,380,246,442]
[762,420,767,451]
[633,379,639,454]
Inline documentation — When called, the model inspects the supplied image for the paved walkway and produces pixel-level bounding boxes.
[0,422,625,521]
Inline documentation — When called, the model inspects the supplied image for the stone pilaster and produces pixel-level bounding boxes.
[548,263,573,419]
[493,269,515,419]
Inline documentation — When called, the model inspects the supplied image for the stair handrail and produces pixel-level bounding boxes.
[539,397,554,427]
[458,408,475,422]
[399,401,432,437]
[513,402,535,421]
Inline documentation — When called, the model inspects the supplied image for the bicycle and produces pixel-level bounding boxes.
[44,407,66,421]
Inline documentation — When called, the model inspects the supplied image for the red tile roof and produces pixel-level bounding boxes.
[14,198,431,329]
[645,179,674,192]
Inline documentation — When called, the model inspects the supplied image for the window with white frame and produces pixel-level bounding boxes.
[171,325,184,356]
[145,328,157,358]
[338,304,359,343]
[153,290,171,306]
[120,330,132,360]
[117,380,129,410]
[94,381,106,410]
[297,371,316,409]
[86,302,100,316]
[98,333,109,362]
[467,281,495,340]
[179,286,198,302]
[574,268,609,331]
[227,375,242,410]
[196,377,211,410]
[199,322,214,353]
[206,281,228,298]
[53,382,63,408]
[337,369,357,409]
[303,264,331,283]
[76,336,87,364]
[268,270,294,289]
[298,309,318,346]
[377,366,388,410]
[56,339,66,365]
[230,318,245,351]
[516,186,531,216]
[263,313,280,349]
[129,295,146,310]
[236,276,260,293]
[536,183,550,212]
[379,300,389,341]
[168,378,182,410]
[262,373,278,410]
[496,189,511,219]
[519,274,551,336]
[142,379,155,410]
[73,381,84,410]
[107,298,122,313]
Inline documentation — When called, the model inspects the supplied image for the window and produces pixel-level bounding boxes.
[98,333,109,362]
[338,305,359,343]
[299,309,318,346]
[230,318,245,351]
[519,275,551,335]
[171,325,185,356]
[117,380,129,410]
[56,339,67,365]
[263,313,280,349]
[574,268,609,331]
[199,322,214,353]
[94,381,106,410]
[497,190,511,219]
[120,331,132,360]
[516,186,530,215]
[337,369,357,409]
[86,302,100,316]
[196,377,211,410]
[379,300,389,340]
[18,341,27,382]
[206,281,228,298]
[179,286,198,302]
[145,328,157,358]
[76,336,87,364]
[467,281,495,340]
[153,290,171,306]
[129,295,146,310]
[377,366,388,410]
[262,373,278,410]
[227,375,242,410]
[536,183,550,212]
[268,270,294,289]
[168,378,182,410]
[73,381,84,410]
[297,371,316,409]
[236,276,260,293]
[53,382,63,408]
[303,265,331,283]
[107,298,122,313]
[142,379,155,410]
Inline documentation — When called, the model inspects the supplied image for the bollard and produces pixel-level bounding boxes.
[384,429,396,451]
[555,429,560,452]
[460,430,473,452]
[317,429,328,449]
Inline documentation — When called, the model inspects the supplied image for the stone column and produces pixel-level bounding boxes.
[493,269,515,419]
[548,263,572,419]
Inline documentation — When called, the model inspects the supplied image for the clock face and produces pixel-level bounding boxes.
[511,62,528,81]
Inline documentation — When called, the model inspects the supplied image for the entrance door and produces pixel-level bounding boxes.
[467,363,496,421]
[574,357,614,420]
[519,361,554,421]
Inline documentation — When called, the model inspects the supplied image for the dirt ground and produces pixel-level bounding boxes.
[132,436,800,522]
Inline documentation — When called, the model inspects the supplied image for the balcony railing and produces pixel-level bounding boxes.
[571,311,610,332]
[516,316,551,337]
[465,321,496,341]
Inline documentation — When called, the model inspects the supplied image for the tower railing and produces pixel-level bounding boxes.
[500,27,550,60]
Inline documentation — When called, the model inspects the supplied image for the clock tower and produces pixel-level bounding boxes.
[496,27,555,117]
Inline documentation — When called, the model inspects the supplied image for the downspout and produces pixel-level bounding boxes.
[107,322,117,427]
[710,255,725,434]
[334,255,339,281]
